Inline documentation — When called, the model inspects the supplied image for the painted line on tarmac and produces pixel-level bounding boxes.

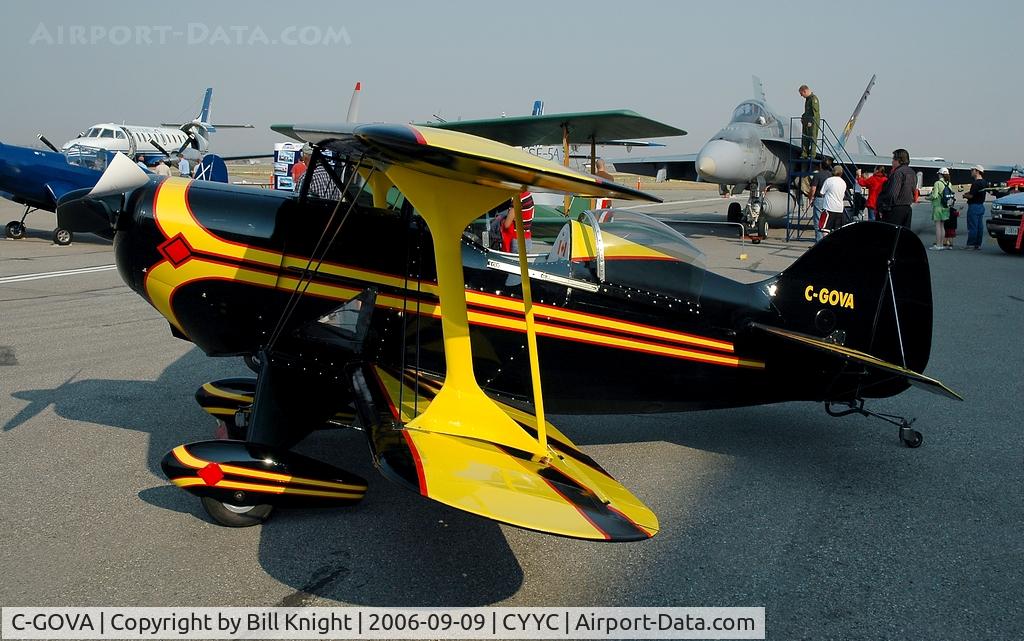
[619,196,740,210]
[0,264,117,285]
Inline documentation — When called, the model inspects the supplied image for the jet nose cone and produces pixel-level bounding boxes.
[696,139,746,183]
[698,155,716,176]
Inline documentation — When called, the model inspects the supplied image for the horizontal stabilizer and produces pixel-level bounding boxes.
[750,323,962,401]
[357,366,658,542]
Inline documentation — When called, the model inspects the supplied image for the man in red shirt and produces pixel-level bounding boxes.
[499,191,535,253]
[856,166,887,221]
[290,152,308,190]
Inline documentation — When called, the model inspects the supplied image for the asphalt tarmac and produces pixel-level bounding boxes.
[1,192,1021,640]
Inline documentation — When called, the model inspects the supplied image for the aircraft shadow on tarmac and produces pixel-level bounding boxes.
[5,348,525,606]
[4,345,892,606]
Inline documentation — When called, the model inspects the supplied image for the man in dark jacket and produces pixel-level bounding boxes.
[806,158,833,241]
[880,148,916,228]
[962,165,988,250]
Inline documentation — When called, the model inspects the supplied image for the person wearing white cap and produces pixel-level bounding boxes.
[963,165,988,249]
[929,168,954,250]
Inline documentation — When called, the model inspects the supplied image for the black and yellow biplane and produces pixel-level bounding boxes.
[56,121,959,541]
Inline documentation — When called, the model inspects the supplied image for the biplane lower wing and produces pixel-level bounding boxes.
[353,366,658,542]
[750,322,962,401]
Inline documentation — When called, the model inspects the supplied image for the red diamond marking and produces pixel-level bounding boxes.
[197,463,224,486]
[158,234,193,267]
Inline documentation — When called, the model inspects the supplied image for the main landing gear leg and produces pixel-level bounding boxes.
[825,399,923,448]
[5,206,35,239]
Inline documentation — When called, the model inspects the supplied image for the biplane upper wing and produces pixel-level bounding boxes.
[750,322,962,401]
[272,121,660,540]
[272,122,661,202]
[415,109,686,146]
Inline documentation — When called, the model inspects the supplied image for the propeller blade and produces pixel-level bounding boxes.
[176,133,195,156]
[88,152,150,198]
[151,141,172,158]
[37,134,60,153]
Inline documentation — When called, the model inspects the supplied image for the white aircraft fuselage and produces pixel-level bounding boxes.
[62,124,204,160]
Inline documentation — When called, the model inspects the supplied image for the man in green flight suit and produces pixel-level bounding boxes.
[799,84,820,159]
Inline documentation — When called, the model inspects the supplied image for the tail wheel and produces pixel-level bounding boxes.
[6,221,25,239]
[200,496,274,527]
[53,228,73,246]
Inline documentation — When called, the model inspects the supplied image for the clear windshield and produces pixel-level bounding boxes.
[63,144,110,171]
[731,101,773,125]
[576,209,706,301]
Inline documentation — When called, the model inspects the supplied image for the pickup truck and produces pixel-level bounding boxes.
[987,192,1024,254]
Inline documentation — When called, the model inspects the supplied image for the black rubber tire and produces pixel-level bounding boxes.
[900,429,923,448]
[6,221,25,239]
[200,496,273,527]
[755,215,769,240]
[243,353,261,373]
[996,236,1023,255]
[727,202,743,224]
[53,228,73,246]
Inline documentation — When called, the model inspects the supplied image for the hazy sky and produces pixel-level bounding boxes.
[1,0,1021,164]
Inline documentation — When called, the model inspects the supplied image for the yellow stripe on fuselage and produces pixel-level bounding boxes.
[148,178,752,368]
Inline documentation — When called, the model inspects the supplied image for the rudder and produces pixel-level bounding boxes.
[763,222,933,399]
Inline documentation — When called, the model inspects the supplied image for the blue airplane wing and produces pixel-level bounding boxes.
[44,180,80,206]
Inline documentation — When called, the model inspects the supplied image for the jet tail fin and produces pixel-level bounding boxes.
[752,76,765,102]
[836,74,876,151]
[532,100,545,116]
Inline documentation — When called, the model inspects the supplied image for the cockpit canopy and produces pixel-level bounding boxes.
[474,208,707,302]
[63,144,111,171]
[731,101,775,126]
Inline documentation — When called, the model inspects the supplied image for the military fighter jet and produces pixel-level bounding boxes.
[611,76,1020,239]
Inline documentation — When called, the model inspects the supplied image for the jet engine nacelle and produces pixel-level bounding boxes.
[761,191,796,220]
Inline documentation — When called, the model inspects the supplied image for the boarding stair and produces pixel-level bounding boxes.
[785,118,859,241]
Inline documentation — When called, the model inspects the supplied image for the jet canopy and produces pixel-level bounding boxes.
[731,101,775,126]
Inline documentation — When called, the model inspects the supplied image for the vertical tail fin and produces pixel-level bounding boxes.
[765,222,933,399]
[531,100,544,116]
[836,74,876,151]
[857,135,877,156]
[346,82,362,123]
[197,88,213,124]
[752,76,765,102]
